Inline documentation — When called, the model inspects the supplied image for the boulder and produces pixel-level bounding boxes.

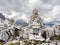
[0,30,9,41]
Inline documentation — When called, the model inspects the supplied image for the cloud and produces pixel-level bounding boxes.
[8,10,20,18]
[42,0,60,5]
[43,5,60,23]
[0,0,60,24]
[14,14,29,23]
[0,0,27,15]
[27,0,52,10]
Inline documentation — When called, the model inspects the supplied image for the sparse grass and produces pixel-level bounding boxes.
[15,42,19,45]
[0,42,3,45]
[8,43,15,45]
[8,42,19,45]
[23,40,32,45]
[20,37,24,41]
[50,36,60,41]
[34,40,39,44]
[0,41,3,45]
[56,37,60,41]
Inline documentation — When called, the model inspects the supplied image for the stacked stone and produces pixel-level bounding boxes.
[28,9,45,41]
[29,9,43,29]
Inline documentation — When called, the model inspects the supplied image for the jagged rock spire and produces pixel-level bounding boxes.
[29,9,43,29]
[30,9,39,22]
[32,9,38,15]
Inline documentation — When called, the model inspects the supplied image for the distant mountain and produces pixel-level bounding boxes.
[15,19,28,26]
[43,22,54,26]
[43,21,54,26]
[15,19,55,26]
[0,13,5,20]
[43,21,60,26]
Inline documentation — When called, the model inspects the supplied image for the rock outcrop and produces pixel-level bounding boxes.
[0,30,9,41]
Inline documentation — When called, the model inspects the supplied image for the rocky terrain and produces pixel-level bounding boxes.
[0,9,60,45]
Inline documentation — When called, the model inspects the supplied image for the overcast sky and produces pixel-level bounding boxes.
[0,0,60,23]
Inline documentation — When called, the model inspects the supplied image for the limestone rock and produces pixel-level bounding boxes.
[29,9,43,29]
[0,30,9,41]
